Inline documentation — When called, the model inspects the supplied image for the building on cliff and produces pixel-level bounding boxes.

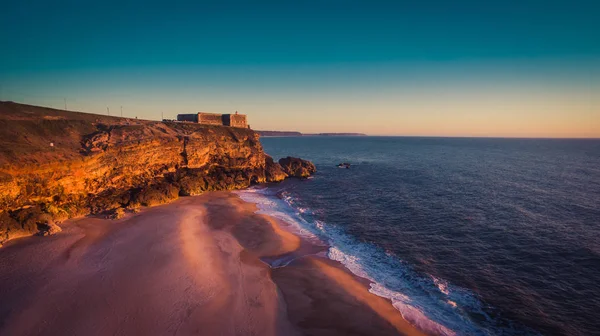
[176,112,248,128]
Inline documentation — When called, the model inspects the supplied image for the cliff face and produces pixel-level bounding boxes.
[0,102,314,245]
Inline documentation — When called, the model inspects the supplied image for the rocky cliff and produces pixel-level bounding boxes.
[0,101,315,245]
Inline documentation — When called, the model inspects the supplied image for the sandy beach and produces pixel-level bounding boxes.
[0,192,426,336]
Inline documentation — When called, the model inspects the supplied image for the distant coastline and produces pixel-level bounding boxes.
[257,130,367,137]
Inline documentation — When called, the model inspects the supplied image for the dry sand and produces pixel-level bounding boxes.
[0,192,427,336]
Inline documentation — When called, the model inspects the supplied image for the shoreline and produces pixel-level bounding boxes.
[0,191,427,336]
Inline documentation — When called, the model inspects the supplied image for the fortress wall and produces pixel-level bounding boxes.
[224,114,248,128]
[177,114,198,122]
[176,112,247,128]
[198,113,224,126]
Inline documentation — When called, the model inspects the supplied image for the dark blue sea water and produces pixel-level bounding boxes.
[241,137,600,336]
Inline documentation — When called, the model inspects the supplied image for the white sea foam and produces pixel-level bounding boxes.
[371,282,456,336]
[315,220,325,232]
[328,246,374,280]
[432,275,451,296]
[235,187,493,336]
[235,188,321,244]
[328,246,456,336]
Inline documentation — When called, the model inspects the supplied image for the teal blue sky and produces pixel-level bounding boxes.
[1,0,598,136]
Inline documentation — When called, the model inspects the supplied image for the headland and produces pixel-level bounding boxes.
[0,101,314,245]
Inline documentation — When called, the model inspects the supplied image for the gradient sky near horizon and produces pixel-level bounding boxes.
[1,0,598,137]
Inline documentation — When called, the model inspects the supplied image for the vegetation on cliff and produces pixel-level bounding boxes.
[0,101,315,245]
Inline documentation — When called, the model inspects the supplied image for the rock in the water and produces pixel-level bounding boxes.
[265,155,288,182]
[278,156,317,178]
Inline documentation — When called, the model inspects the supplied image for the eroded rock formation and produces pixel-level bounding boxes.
[265,155,289,182]
[0,102,315,245]
[279,156,317,178]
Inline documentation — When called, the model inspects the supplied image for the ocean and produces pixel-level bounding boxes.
[238,136,600,336]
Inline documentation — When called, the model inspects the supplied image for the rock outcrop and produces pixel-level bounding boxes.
[265,155,289,182]
[0,101,315,245]
[278,156,317,178]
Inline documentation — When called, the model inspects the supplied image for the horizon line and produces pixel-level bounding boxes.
[2,100,598,140]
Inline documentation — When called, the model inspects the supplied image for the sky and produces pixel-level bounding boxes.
[1,0,598,137]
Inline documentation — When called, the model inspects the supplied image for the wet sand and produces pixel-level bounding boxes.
[0,192,426,336]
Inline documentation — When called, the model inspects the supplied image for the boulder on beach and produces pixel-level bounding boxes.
[37,214,62,236]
